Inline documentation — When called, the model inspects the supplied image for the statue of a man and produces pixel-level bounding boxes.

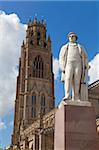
[59,32,88,101]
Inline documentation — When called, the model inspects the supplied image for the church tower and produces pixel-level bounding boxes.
[12,17,55,145]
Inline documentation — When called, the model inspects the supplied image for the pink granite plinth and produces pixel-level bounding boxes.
[54,101,99,150]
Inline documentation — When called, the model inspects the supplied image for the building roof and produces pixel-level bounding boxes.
[88,80,99,90]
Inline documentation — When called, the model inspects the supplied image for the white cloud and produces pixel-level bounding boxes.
[0,11,27,117]
[0,121,6,130]
[53,57,60,80]
[88,53,99,84]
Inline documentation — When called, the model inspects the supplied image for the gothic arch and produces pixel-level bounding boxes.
[33,55,44,78]
[40,84,48,94]
[30,82,39,94]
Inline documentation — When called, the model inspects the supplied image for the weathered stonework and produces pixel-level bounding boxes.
[18,109,56,150]
[88,80,99,118]
[11,17,55,149]
[88,80,99,136]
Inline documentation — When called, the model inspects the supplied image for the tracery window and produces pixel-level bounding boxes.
[33,55,43,78]
[31,93,36,118]
[41,94,46,114]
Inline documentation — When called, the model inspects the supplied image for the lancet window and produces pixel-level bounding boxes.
[31,93,36,118]
[37,32,41,45]
[41,94,46,114]
[33,55,43,78]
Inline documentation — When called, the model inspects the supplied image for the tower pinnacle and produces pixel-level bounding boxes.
[33,16,37,24]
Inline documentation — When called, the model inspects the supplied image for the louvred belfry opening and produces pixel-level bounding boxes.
[33,55,44,78]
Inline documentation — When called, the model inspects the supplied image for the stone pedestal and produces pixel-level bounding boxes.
[54,100,99,150]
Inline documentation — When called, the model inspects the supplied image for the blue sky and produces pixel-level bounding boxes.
[0,1,99,58]
[0,1,99,148]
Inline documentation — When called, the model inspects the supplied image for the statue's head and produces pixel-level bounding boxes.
[67,32,78,43]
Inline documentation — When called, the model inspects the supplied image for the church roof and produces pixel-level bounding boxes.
[88,80,99,90]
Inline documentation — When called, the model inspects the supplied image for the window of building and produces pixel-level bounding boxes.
[31,94,36,118]
[37,32,40,45]
[32,95,36,105]
[33,55,43,78]
[41,94,46,114]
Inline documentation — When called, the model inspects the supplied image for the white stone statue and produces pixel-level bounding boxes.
[59,32,89,101]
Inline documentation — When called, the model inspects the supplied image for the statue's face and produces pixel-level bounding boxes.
[68,35,77,43]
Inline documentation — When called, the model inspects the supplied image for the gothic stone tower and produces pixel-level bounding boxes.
[12,17,55,145]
